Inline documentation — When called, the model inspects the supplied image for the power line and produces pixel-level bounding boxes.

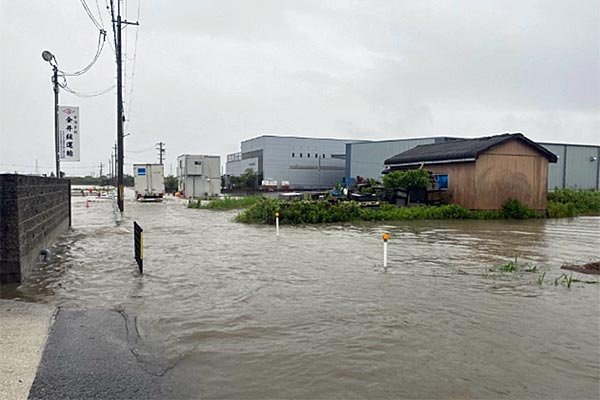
[58,30,107,77]
[124,0,141,125]
[94,0,105,27]
[59,81,115,98]
[80,0,103,30]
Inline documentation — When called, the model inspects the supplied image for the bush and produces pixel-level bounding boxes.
[236,199,527,225]
[547,189,600,215]
[501,198,537,219]
[547,200,576,218]
[383,169,430,190]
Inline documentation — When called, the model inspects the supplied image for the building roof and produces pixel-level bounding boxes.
[384,133,558,165]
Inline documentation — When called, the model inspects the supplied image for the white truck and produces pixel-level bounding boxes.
[133,163,165,201]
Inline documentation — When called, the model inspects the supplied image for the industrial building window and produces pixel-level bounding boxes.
[292,152,295,157]
[307,153,311,158]
[194,161,202,165]
[300,153,303,158]
[323,154,325,158]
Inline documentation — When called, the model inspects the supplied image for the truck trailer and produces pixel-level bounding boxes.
[133,163,165,201]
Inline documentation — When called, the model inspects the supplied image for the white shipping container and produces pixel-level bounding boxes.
[134,164,165,201]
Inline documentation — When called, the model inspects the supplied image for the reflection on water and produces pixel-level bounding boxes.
[3,193,599,399]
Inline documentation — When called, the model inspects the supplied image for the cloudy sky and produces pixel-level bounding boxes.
[1,0,599,176]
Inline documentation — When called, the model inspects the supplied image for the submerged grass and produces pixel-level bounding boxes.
[235,189,598,224]
[547,189,600,217]
[235,198,545,225]
[188,195,263,210]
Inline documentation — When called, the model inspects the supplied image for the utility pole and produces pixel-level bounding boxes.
[156,142,166,164]
[99,162,104,177]
[53,63,60,178]
[112,0,139,212]
[42,50,60,178]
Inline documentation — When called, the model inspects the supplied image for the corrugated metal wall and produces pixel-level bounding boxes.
[346,138,438,180]
[239,136,348,189]
[540,143,600,190]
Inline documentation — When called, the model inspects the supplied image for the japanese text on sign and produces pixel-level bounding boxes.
[58,106,80,161]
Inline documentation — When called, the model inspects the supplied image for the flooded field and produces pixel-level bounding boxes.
[3,193,599,398]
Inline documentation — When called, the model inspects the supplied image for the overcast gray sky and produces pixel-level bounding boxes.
[1,0,599,176]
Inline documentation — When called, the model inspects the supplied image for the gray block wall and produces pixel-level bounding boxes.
[0,174,71,284]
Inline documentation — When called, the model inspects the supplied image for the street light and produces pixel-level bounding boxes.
[41,50,60,178]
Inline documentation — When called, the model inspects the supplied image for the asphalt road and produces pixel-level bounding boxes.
[28,307,174,400]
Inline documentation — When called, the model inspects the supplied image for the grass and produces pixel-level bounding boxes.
[188,195,263,210]
[491,257,538,273]
[235,198,546,225]
[547,189,600,217]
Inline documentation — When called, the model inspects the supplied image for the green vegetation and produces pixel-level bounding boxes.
[235,198,546,225]
[188,195,263,210]
[164,175,178,193]
[383,169,430,190]
[547,189,600,217]
[502,198,540,219]
[491,257,538,273]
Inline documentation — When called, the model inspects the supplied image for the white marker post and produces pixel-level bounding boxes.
[382,232,390,269]
[275,212,280,237]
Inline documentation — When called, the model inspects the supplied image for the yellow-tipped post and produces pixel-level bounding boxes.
[382,232,390,268]
[275,212,280,237]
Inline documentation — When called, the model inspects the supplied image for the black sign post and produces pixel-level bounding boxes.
[133,221,143,274]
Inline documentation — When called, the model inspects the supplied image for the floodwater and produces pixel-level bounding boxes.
[3,192,600,399]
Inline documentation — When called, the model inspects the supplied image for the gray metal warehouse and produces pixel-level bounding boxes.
[226,135,351,189]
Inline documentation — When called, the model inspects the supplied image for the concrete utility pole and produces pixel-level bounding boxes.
[156,142,166,164]
[41,50,60,179]
[112,0,139,212]
[99,162,104,177]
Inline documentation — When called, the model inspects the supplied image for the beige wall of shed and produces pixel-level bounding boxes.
[425,139,549,210]
[427,163,477,209]
[475,140,549,210]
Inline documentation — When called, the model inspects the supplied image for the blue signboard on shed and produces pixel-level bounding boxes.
[137,167,146,176]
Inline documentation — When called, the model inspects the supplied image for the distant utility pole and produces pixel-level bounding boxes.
[113,142,117,187]
[109,157,113,182]
[156,142,166,164]
[111,0,139,212]
[99,162,104,177]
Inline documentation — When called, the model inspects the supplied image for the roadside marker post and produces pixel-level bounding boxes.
[275,212,280,237]
[134,221,144,274]
[382,232,390,269]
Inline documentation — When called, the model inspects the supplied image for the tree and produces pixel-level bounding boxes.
[240,168,258,190]
[383,169,430,191]
[164,175,178,193]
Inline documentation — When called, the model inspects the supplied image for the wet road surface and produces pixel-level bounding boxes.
[3,193,599,399]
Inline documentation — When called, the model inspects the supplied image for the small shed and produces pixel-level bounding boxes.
[383,133,558,210]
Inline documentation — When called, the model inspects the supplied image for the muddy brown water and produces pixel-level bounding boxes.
[2,193,599,399]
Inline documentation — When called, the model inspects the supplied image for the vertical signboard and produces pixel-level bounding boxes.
[134,221,144,274]
[58,106,80,161]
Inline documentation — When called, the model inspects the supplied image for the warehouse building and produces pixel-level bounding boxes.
[347,135,600,190]
[225,135,351,189]
[177,154,221,197]
[384,133,557,210]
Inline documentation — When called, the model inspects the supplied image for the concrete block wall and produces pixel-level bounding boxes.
[0,174,71,284]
